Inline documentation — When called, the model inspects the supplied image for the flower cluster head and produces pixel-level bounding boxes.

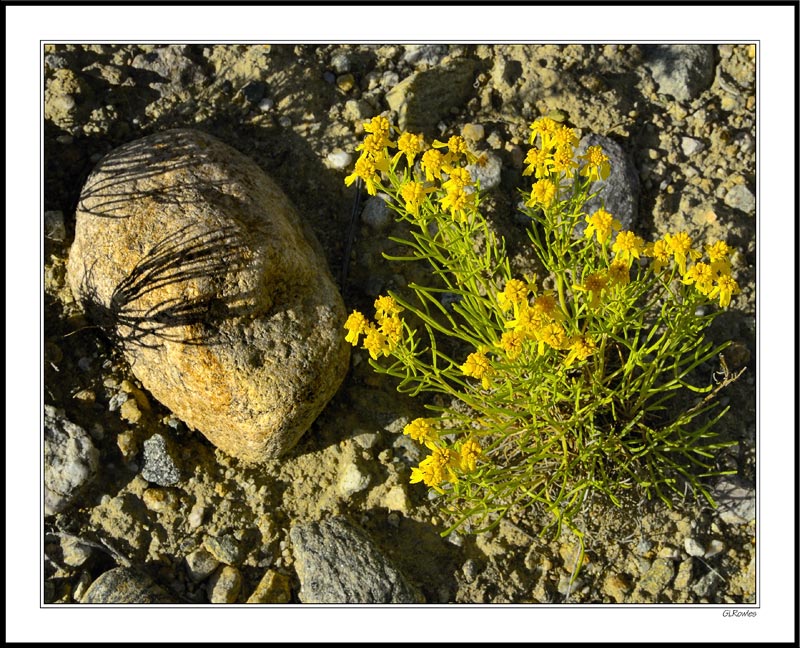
[343,294,405,359]
[344,116,395,196]
[408,424,483,491]
[678,237,740,307]
[584,208,622,245]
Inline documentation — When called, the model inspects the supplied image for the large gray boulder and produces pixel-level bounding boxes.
[67,129,350,463]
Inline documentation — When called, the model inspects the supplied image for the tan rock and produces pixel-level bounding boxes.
[67,129,350,463]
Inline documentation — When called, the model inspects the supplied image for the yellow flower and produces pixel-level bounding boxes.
[433,135,477,164]
[505,302,540,336]
[552,125,579,150]
[682,261,714,296]
[403,418,438,448]
[344,153,390,196]
[344,310,369,346]
[526,179,558,209]
[579,145,611,182]
[664,232,701,275]
[522,147,553,178]
[708,274,740,308]
[706,240,733,277]
[497,278,529,311]
[706,240,732,263]
[584,208,622,245]
[612,230,646,267]
[531,292,562,321]
[500,329,525,360]
[411,446,460,488]
[356,133,388,159]
[374,294,403,319]
[379,314,403,347]
[440,186,477,223]
[607,259,631,287]
[362,115,393,148]
[410,460,439,488]
[535,322,568,355]
[394,131,425,165]
[399,181,433,217]
[529,116,558,148]
[551,145,579,178]
[458,438,482,472]
[461,349,493,388]
[429,446,460,483]
[421,148,446,182]
[442,166,473,192]
[362,325,390,360]
[564,334,596,367]
[645,239,672,274]
[573,271,608,309]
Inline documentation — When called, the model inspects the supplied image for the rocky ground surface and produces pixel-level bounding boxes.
[43,43,756,605]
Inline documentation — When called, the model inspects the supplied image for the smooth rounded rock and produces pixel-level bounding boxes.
[81,567,173,604]
[67,129,350,463]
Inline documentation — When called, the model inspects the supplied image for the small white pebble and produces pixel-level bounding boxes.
[326,150,353,170]
[257,98,274,112]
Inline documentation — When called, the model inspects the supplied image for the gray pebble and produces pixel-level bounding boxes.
[462,558,479,583]
[207,565,242,604]
[140,433,181,486]
[330,53,351,74]
[257,97,274,112]
[203,534,244,566]
[684,537,706,557]
[692,569,723,598]
[44,210,66,241]
[712,477,755,525]
[402,44,447,67]
[184,547,220,582]
[81,567,173,603]
[391,433,424,467]
[360,195,392,231]
[326,150,353,171]
[681,136,706,156]
[44,405,99,516]
[723,184,756,214]
[467,151,502,190]
[290,516,421,603]
[338,462,371,497]
[644,44,716,102]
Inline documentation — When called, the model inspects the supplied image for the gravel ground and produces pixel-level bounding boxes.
[41,42,758,614]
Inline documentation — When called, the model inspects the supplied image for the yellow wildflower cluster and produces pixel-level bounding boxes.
[404,416,483,490]
[345,117,480,224]
[581,204,740,311]
[522,117,610,212]
[678,238,740,307]
[343,294,405,359]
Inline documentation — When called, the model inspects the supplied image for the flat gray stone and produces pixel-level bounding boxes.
[644,44,716,102]
[141,433,180,486]
[290,516,421,603]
